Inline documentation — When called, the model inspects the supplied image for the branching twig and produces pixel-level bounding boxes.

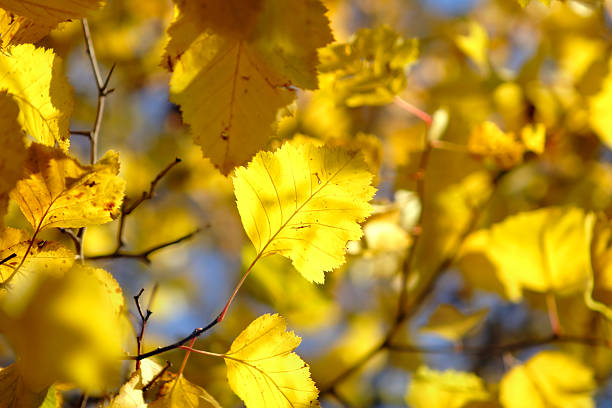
[142,361,171,392]
[134,288,153,370]
[114,158,182,253]
[88,228,202,264]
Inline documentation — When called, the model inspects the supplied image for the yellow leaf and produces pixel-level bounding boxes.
[454,21,488,72]
[0,0,103,21]
[233,142,376,283]
[419,304,488,341]
[589,57,612,149]
[461,207,594,301]
[468,121,524,169]
[406,366,490,408]
[318,24,418,107]
[585,216,612,320]
[163,0,333,174]
[10,143,125,232]
[0,364,55,408]
[0,9,53,48]
[520,123,546,154]
[0,264,128,393]
[224,314,318,408]
[500,351,595,408]
[0,91,26,222]
[0,44,73,150]
[109,360,168,408]
[149,374,221,408]
[0,231,74,307]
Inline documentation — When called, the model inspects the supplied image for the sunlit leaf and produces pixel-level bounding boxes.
[520,123,546,154]
[460,207,594,301]
[454,21,488,72]
[406,366,490,408]
[468,121,524,169]
[234,142,376,283]
[224,314,318,408]
[0,44,73,150]
[0,264,128,393]
[500,351,595,408]
[0,91,26,221]
[318,24,418,107]
[163,0,333,174]
[419,304,488,341]
[149,373,221,408]
[109,360,171,408]
[589,57,612,149]
[10,143,125,231]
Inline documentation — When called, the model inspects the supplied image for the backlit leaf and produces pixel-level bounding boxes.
[163,0,333,174]
[589,57,612,149]
[0,91,26,221]
[406,366,490,408]
[109,360,170,408]
[468,121,524,169]
[10,143,125,231]
[0,264,128,393]
[233,142,376,283]
[500,351,595,408]
[460,207,594,301]
[0,9,53,48]
[224,314,318,408]
[318,24,418,107]
[0,44,73,150]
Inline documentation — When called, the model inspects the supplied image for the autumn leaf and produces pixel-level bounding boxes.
[454,21,488,72]
[224,314,318,408]
[0,91,26,221]
[0,364,60,408]
[0,227,74,291]
[149,374,221,408]
[419,304,488,341]
[234,142,376,283]
[460,207,594,301]
[318,24,418,107]
[500,351,595,408]
[589,57,612,149]
[468,121,525,169]
[0,0,104,47]
[10,143,125,232]
[0,264,129,393]
[0,44,73,150]
[163,0,333,174]
[406,366,490,408]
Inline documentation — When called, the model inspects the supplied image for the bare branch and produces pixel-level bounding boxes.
[88,228,203,264]
[134,288,154,370]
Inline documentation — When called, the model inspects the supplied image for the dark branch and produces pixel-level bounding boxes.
[134,288,154,370]
[87,228,202,264]
[0,253,16,266]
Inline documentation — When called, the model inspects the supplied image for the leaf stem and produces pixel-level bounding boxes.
[394,96,433,126]
[178,346,224,358]
[178,337,197,377]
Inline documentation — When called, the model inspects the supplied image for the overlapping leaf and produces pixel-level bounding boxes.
[163,0,333,174]
[149,374,221,408]
[234,142,376,283]
[224,314,318,408]
[0,91,26,221]
[500,351,595,408]
[0,44,73,150]
[0,364,60,408]
[10,143,125,232]
[318,25,418,107]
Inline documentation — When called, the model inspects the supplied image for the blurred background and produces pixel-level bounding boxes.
[3,0,612,406]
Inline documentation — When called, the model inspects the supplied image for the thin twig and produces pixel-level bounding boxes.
[387,334,612,355]
[142,361,171,392]
[134,288,153,370]
[114,158,182,253]
[0,253,16,266]
[129,251,261,361]
[88,228,202,264]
